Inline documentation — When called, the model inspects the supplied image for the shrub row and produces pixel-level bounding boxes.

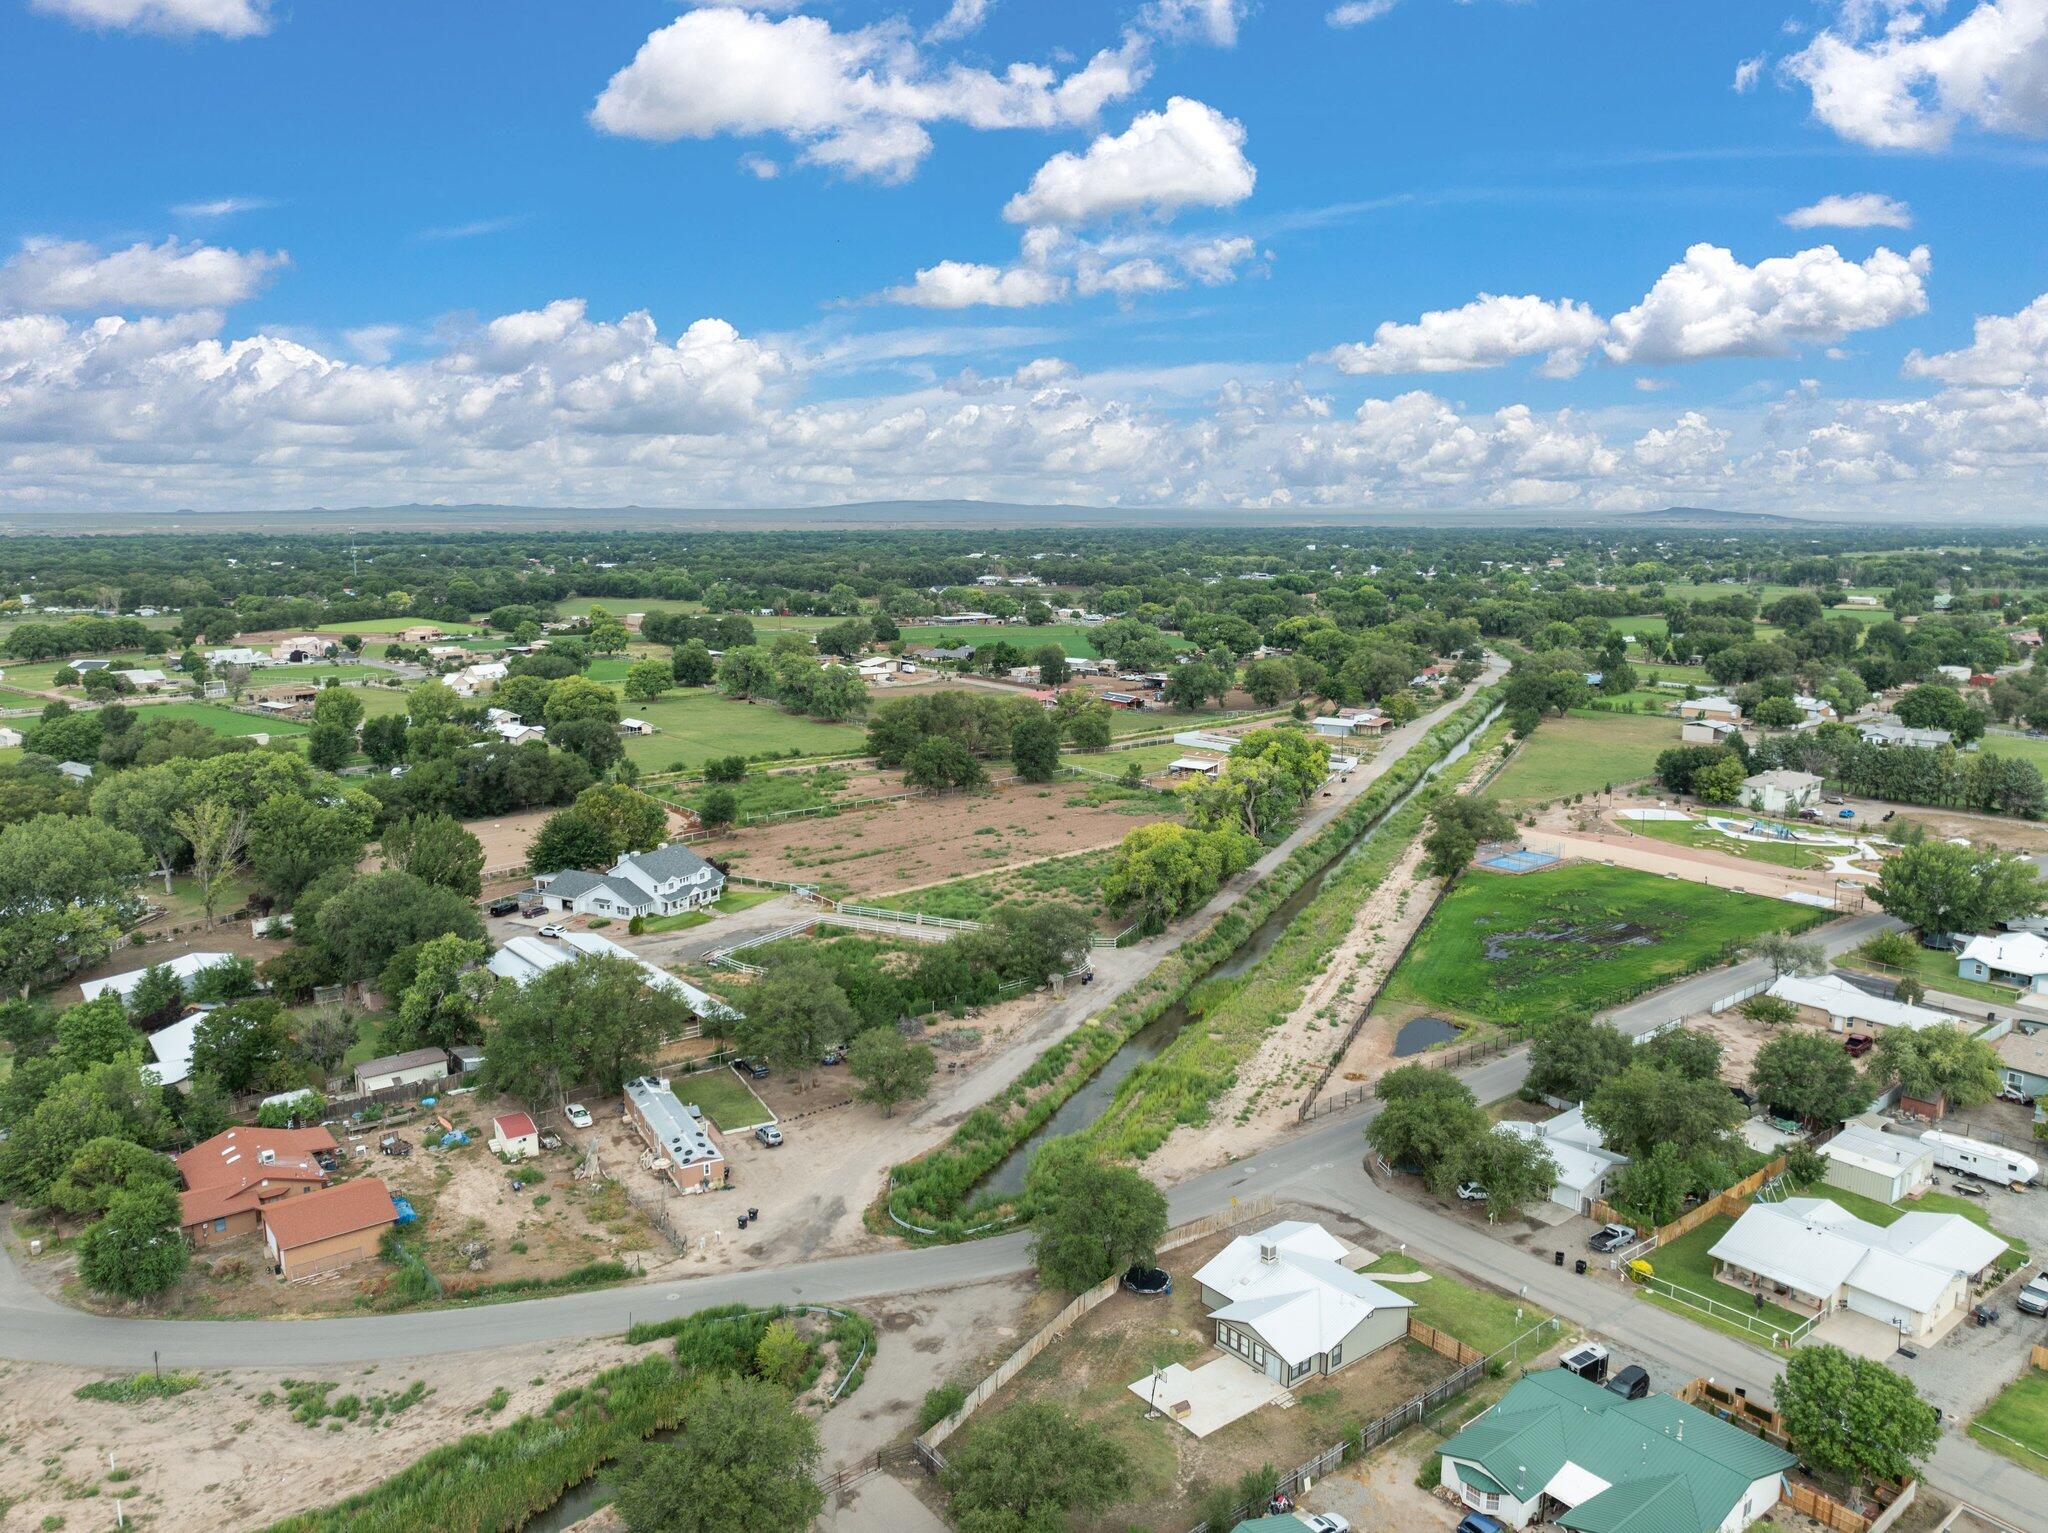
[883,683,1505,1236]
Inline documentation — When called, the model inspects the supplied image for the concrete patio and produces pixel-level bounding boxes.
[1128,1355,1294,1438]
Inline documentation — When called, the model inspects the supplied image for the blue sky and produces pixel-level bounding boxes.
[1,0,2045,516]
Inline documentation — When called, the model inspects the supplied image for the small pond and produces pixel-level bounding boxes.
[1392,1015,1461,1056]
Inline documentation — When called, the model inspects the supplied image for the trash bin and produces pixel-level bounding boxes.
[1554,1250,1564,1266]
[1574,1259,1587,1275]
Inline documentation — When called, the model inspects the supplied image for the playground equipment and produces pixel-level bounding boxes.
[1746,819,1796,841]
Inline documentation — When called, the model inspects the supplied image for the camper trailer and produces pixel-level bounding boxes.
[1919,1130,2039,1189]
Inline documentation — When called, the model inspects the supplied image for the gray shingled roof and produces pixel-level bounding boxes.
[628,844,722,884]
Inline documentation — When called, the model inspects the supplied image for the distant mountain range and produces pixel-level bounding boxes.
[0,499,2024,535]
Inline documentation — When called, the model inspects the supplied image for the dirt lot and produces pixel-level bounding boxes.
[575,991,1065,1274]
[1525,800,1857,910]
[0,1267,1039,1532]
[968,1218,1460,1532]
[61,926,290,1005]
[14,1093,671,1318]
[715,778,1160,899]
[0,1337,650,1533]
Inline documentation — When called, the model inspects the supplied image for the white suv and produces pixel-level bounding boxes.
[2018,1273,2048,1317]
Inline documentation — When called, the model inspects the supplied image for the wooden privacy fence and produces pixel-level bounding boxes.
[1680,1379,1913,1533]
[1407,1317,1485,1367]
[915,1194,1277,1464]
[1592,1152,1788,1249]
[2033,1343,2048,1371]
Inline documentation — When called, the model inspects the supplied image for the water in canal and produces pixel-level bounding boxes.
[975,704,1501,1197]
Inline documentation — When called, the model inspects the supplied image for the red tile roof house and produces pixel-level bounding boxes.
[263,1178,399,1278]
[176,1126,338,1245]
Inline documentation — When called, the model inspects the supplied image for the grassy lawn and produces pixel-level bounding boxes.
[1110,703,1258,736]
[1488,711,1675,806]
[603,689,866,769]
[673,765,851,821]
[669,1066,772,1131]
[1626,815,1832,870]
[1366,1252,1551,1356]
[1381,863,1823,1027]
[136,700,309,737]
[1639,1213,1813,1348]
[1971,1369,2048,1472]
[1840,942,2024,1007]
[896,621,1194,657]
[637,908,714,933]
[1981,733,2048,774]
[313,617,482,636]
[153,869,259,924]
[557,596,705,619]
[1063,741,1195,777]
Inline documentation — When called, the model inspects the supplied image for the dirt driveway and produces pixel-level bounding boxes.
[1526,815,1853,909]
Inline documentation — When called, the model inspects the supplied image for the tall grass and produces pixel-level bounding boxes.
[883,685,1504,1236]
[262,1356,696,1533]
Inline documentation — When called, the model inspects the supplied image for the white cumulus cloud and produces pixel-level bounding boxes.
[589,9,1148,184]
[926,0,992,42]
[1003,97,1256,226]
[30,0,271,36]
[1783,192,1914,228]
[1903,292,2048,385]
[1319,294,1607,378]
[885,261,1071,309]
[1785,0,2048,150]
[0,237,287,312]
[1329,1,1400,24]
[1603,242,1931,364]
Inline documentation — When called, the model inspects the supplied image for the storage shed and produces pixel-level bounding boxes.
[1819,1124,1934,1205]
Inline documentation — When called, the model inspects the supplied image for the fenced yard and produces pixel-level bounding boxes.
[1378,862,1825,1027]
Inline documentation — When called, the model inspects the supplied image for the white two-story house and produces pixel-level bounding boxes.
[533,843,726,920]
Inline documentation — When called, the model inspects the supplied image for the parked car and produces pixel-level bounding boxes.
[1121,1263,1173,1296]
[519,902,545,918]
[1456,1181,1488,1202]
[1456,1515,1506,1533]
[486,896,521,917]
[1843,1034,1874,1057]
[1837,808,1857,820]
[1728,1084,1755,1107]
[1293,1516,1351,1533]
[2017,1273,2048,1317]
[538,923,569,938]
[742,1057,771,1078]
[754,1124,784,1147]
[1606,1364,1651,1400]
[820,1047,844,1066]
[1589,1223,1637,1253]
[1797,808,1822,822]
[564,1103,593,1129]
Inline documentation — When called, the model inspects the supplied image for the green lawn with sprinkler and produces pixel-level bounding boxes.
[1378,863,1824,1027]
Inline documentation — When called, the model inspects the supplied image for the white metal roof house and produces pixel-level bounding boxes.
[1708,1196,2007,1343]
[1191,1221,1413,1386]
[1959,932,2048,994]
[488,931,738,1023]
[624,1076,728,1193]
[1766,972,1958,1033]
[140,1008,215,1090]
[1858,715,1955,751]
[1679,694,1742,722]
[1818,1124,1935,1205]
[533,842,725,920]
[1740,769,1822,815]
[80,951,238,1004]
[1499,1105,1629,1215]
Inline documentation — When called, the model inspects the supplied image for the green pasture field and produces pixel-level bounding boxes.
[1487,711,1675,806]
[313,617,483,636]
[554,596,705,619]
[897,621,1191,657]
[1063,742,1195,777]
[0,654,162,691]
[1380,862,1822,1027]
[674,765,851,820]
[872,848,1118,922]
[1981,733,2048,774]
[609,689,864,770]
[136,701,309,737]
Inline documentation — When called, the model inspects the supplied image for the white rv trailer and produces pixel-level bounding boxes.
[1919,1130,2039,1188]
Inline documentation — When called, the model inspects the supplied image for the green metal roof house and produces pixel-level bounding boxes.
[1438,1369,1796,1532]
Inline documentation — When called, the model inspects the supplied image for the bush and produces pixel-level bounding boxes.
[917,1381,967,1432]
